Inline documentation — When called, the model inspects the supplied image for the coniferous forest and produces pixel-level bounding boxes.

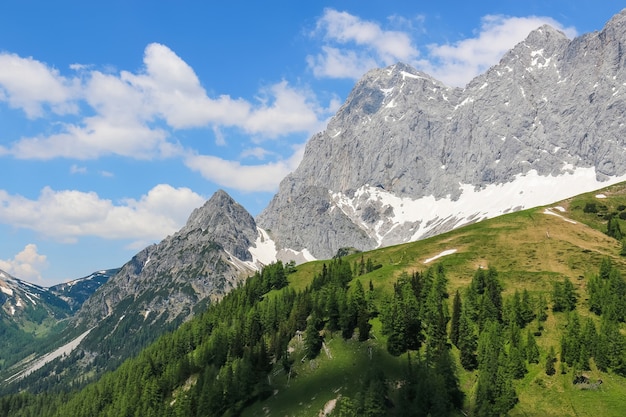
[2,250,626,417]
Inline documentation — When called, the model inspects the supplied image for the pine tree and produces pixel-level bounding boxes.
[475,321,517,417]
[525,329,540,364]
[304,313,323,358]
[607,216,623,240]
[508,345,527,379]
[450,290,462,347]
[458,306,478,370]
[545,346,557,376]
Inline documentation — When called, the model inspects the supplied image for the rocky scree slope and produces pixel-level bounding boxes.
[257,9,626,260]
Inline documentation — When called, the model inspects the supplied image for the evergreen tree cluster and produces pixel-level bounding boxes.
[372,265,463,416]
[448,267,549,416]
[583,258,626,375]
[551,277,577,312]
[588,258,626,321]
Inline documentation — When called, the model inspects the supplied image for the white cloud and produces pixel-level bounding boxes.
[185,144,305,192]
[243,81,326,137]
[307,46,379,79]
[70,164,87,174]
[0,184,206,245]
[308,9,420,79]
[308,10,578,88]
[1,43,333,162]
[0,52,77,118]
[421,15,577,86]
[0,244,48,282]
[240,147,273,160]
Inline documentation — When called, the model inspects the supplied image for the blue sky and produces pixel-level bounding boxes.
[0,1,623,286]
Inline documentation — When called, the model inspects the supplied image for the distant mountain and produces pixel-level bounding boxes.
[0,269,70,323]
[0,268,116,323]
[2,190,275,392]
[48,269,119,312]
[258,9,626,260]
[0,268,114,377]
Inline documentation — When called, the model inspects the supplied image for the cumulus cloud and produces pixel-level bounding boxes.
[0,53,77,118]
[0,244,48,282]
[0,43,333,162]
[421,15,578,86]
[0,184,206,245]
[185,144,305,192]
[308,9,578,87]
[243,81,327,137]
[308,9,420,79]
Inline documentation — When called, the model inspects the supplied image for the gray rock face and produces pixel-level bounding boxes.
[257,9,626,259]
[77,189,257,327]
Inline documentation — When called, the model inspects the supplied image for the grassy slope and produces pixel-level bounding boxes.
[245,183,626,417]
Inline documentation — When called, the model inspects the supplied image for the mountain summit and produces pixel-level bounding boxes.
[257,11,626,259]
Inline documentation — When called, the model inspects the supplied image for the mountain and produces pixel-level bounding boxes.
[0,268,114,377]
[74,189,259,328]
[48,269,119,312]
[1,270,70,321]
[257,9,626,260]
[1,190,274,392]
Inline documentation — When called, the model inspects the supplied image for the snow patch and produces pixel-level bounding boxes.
[423,249,458,264]
[595,194,607,199]
[401,71,422,80]
[455,96,474,110]
[543,208,577,224]
[23,292,37,305]
[330,129,342,138]
[0,285,13,296]
[380,87,394,97]
[248,227,278,268]
[328,167,626,248]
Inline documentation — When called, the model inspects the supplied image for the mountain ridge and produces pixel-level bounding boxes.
[257,9,626,260]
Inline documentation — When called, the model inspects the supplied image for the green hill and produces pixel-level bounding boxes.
[4,184,626,417]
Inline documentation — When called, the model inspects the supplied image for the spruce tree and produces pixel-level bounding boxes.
[304,313,323,358]
[525,329,540,364]
[607,216,623,240]
[545,346,557,376]
[458,306,478,370]
[450,290,462,347]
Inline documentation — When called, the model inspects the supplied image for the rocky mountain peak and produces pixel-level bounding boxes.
[604,8,626,31]
[184,189,258,261]
[258,9,626,261]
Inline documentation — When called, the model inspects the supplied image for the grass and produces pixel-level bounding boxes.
[245,183,626,416]
[242,326,405,417]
